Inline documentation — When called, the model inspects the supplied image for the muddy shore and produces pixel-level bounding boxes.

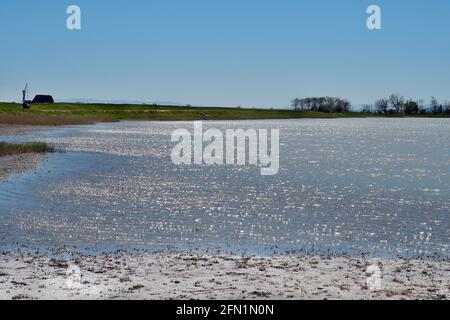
[0,252,448,300]
[0,125,54,137]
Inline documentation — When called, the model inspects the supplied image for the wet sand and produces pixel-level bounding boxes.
[0,252,448,300]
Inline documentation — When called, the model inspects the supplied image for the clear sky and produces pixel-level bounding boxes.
[1,0,449,108]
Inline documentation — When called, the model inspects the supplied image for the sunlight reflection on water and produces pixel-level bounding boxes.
[0,119,449,259]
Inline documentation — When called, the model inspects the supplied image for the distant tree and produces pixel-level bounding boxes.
[430,97,440,114]
[291,97,350,113]
[417,99,427,114]
[404,100,419,115]
[291,98,303,112]
[375,98,389,114]
[310,97,319,111]
[291,99,299,111]
[418,99,424,107]
[444,101,450,115]
[337,99,351,113]
[361,104,373,113]
[317,97,328,113]
[389,94,405,113]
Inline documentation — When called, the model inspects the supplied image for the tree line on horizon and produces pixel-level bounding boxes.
[291,97,351,113]
[291,95,450,115]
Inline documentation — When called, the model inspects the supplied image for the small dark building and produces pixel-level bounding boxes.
[32,95,54,104]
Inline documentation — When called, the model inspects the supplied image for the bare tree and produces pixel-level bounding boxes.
[304,98,314,111]
[418,99,424,109]
[375,99,389,114]
[291,99,302,111]
[444,101,450,115]
[431,97,440,114]
[361,104,373,113]
[339,99,351,112]
[389,94,405,113]
[417,99,427,114]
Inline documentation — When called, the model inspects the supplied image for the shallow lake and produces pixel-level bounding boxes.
[0,119,449,259]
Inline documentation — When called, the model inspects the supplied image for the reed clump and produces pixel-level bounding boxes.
[0,142,56,157]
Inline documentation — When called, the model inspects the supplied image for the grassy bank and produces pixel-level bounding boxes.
[0,141,56,157]
[0,102,371,126]
[0,102,448,126]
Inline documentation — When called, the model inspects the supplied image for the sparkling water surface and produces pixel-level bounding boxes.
[0,119,449,259]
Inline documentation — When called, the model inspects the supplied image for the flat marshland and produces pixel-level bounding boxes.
[0,102,397,126]
[1,102,448,126]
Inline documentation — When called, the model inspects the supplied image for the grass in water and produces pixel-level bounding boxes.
[0,142,56,157]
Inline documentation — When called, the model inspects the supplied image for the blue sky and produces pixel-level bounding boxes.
[1,0,449,108]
